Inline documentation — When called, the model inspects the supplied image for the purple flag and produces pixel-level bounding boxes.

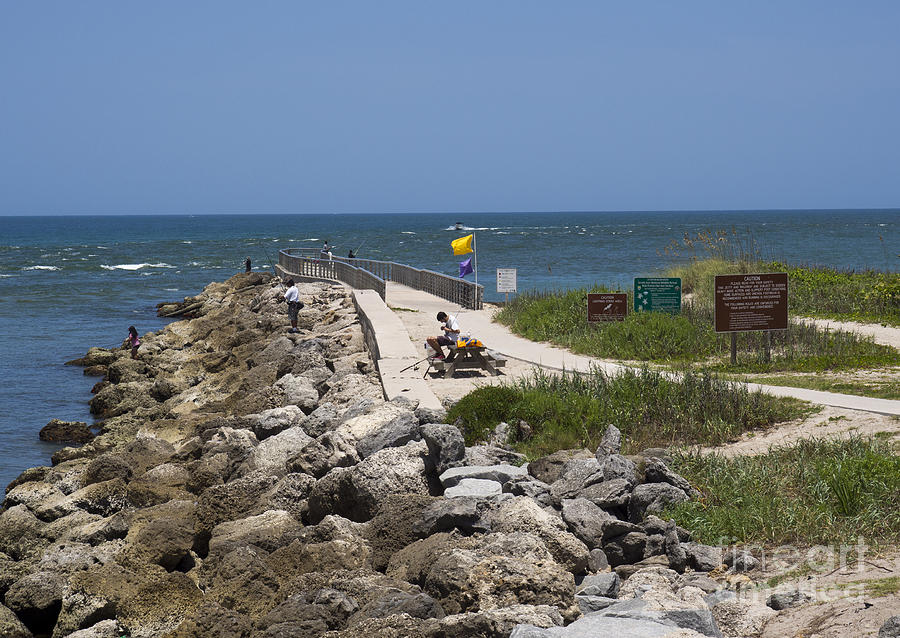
[458,256,474,278]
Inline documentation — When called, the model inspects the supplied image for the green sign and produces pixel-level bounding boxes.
[634,277,681,313]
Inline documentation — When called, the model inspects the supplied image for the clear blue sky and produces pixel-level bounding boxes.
[2,2,899,215]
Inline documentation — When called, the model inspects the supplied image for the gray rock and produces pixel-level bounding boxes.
[597,598,722,638]
[601,454,638,485]
[415,405,448,425]
[248,405,306,440]
[511,614,707,637]
[307,440,430,523]
[665,522,688,573]
[577,572,620,598]
[766,588,812,610]
[358,589,445,620]
[880,616,900,638]
[488,496,591,574]
[561,498,639,549]
[676,573,722,595]
[355,411,420,459]
[644,534,666,559]
[439,463,528,489]
[723,548,759,573]
[289,430,359,478]
[681,543,723,572]
[208,509,303,558]
[588,548,610,572]
[580,478,633,509]
[421,423,466,475]
[488,421,512,447]
[236,426,312,477]
[549,458,602,504]
[415,497,491,535]
[604,532,649,567]
[503,475,554,508]
[464,444,526,466]
[300,402,343,438]
[445,478,503,498]
[528,449,594,484]
[575,595,619,614]
[629,482,690,523]
[703,590,736,608]
[643,457,698,498]
[595,424,622,459]
[65,620,124,638]
[274,374,319,413]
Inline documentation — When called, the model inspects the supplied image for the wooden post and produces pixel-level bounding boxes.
[730,332,737,365]
[764,330,771,363]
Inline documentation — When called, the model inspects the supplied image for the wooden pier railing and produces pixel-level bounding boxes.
[278,248,483,309]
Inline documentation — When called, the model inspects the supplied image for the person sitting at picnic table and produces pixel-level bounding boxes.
[426,311,460,360]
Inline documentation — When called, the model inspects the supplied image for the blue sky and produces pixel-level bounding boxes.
[2,2,899,215]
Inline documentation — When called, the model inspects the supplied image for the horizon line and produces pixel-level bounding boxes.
[2,207,899,218]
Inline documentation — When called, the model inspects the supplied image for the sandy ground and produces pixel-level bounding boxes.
[391,303,547,405]
[799,316,900,350]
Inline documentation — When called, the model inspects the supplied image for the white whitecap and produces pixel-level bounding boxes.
[99,262,174,271]
[0,274,15,278]
[401,231,416,235]
[182,241,192,244]
[23,265,59,271]
[164,288,179,291]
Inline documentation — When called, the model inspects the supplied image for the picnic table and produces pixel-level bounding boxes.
[429,344,507,378]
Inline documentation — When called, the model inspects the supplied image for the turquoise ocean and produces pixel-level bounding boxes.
[1,210,898,491]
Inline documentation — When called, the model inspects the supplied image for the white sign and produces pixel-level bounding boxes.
[497,268,517,293]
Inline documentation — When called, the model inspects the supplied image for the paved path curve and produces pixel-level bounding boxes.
[385,282,900,417]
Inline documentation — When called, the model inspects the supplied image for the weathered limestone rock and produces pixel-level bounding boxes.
[40,419,95,443]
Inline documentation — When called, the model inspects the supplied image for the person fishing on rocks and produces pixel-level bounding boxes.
[127,326,141,359]
[278,279,304,333]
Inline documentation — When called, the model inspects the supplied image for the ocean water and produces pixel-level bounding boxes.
[1,210,897,491]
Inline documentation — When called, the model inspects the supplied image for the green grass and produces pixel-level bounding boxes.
[495,286,899,372]
[744,374,900,400]
[446,367,813,457]
[665,437,900,547]
[666,258,900,327]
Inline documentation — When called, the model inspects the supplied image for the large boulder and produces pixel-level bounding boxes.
[246,405,306,440]
[488,497,590,574]
[307,441,431,523]
[288,430,360,479]
[40,419,94,443]
[560,498,639,549]
[387,531,577,618]
[5,571,66,636]
[274,374,320,414]
[207,509,303,559]
[421,423,466,475]
[629,483,690,523]
[528,449,594,485]
[235,426,312,478]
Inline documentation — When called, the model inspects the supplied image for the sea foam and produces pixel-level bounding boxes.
[23,265,60,271]
[100,263,175,271]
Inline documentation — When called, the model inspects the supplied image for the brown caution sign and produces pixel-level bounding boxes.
[714,273,788,333]
[588,293,628,322]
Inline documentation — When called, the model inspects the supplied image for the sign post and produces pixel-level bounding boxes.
[714,273,788,364]
[634,277,681,314]
[587,293,628,322]
[496,268,517,304]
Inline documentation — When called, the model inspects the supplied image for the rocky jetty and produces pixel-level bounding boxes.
[1,272,773,638]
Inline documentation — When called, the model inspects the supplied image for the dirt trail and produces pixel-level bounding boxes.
[798,316,900,349]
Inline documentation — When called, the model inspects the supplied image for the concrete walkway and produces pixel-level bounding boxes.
[385,282,900,417]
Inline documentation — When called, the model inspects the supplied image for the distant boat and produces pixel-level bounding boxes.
[454,222,464,230]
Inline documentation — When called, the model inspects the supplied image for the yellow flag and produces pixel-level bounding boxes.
[451,234,473,256]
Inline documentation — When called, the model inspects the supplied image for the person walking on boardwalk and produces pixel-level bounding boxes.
[279,279,304,333]
[426,311,461,360]
[127,326,141,360]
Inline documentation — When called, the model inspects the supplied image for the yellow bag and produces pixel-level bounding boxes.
[456,337,483,348]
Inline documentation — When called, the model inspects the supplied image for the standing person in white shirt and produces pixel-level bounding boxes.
[426,311,460,360]
[279,279,303,333]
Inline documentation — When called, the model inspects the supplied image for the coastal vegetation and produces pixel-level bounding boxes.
[446,366,813,458]
[494,287,898,373]
[494,232,899,386]
[664,437,900,547]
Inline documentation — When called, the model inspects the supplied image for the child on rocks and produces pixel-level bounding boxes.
[127,326,141,359]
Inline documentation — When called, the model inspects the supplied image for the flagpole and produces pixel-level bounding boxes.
[473,233,478,289]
